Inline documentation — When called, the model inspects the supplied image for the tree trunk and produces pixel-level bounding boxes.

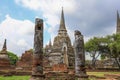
[91,55,96,70]
[115,58,120,70]
[91,52,100,70]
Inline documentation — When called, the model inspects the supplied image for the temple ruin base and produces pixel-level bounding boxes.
[29,75,45,80]
[76,74,89,80]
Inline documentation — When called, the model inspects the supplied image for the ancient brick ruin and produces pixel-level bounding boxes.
[0,8,89,80]
[43,8,76,80]
[16,50,33,71]
[74,30,88,78]
[30,18,44,80]
[45,8,75,74]
[0,39,11,70]
[29,8,88,80]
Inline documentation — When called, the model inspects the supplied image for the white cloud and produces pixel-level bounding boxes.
[15,0,41,10]
[17,39,31,49]
[0,14,34,56]
[15,0,120,46]
[17,20,34,35]
[15,0,76,13]
[0,15,34,36]
[15,0,77,46]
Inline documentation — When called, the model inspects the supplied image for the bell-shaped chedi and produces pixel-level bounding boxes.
[45,8,74,69]
[0,39,10,69]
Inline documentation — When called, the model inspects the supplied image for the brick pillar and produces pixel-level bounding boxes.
[74,30,88,79]
[30,18,45,80]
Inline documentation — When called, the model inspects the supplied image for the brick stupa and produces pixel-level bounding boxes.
[0,39,10,69]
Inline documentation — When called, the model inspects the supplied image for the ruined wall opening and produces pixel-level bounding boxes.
[38,26,41,30]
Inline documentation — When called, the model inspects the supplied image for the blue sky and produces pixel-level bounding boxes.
[0,0,51,56]
[0,0,34,21]
[0,0,120,60]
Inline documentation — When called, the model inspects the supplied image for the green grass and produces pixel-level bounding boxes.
[0,72,119,80]
[0,76,30,80]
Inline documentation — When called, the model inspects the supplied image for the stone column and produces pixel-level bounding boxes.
[62,43,69,67]
[73,30,88,79]
[63,47,68,67]
[30,18,45,80]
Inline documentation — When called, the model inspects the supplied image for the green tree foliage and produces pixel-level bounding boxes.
[100,54,106,60]
[85,34,120,69]
[7,51,18,65]
[106,34,120,69]
[85,37,101,69]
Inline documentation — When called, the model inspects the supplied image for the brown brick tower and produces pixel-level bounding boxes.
[30,18,44,80]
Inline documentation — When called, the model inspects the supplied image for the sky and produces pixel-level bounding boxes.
[0,0,120,58]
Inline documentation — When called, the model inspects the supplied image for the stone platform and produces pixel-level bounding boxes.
[45,72,75,80]
[30,75,45,80]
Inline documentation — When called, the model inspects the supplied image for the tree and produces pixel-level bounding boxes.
[7,51,18,65]
[101,54,106,60]
[94,34,120,69]
[107,34,120,69]
[85,34,120,69]
[85,37,101,69]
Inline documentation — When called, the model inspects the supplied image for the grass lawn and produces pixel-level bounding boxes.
[0,72,119,80]
[0,76,30,80]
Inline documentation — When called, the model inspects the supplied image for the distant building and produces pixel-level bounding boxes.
[45,8,75,69]
[116,11,120,33]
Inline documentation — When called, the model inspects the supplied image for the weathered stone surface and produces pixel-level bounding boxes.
[30,75,45,80]
[0,58,10,67]
[48,52,63,66]
[16,50,33,71]
[44,8,75,79]
[74,30,88,78]
[30,18,44,80]
[45,8,75,69]
[52,64,67,72]
[45,72,75,80]
[0,39,11,69]
[0,39,7,55]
